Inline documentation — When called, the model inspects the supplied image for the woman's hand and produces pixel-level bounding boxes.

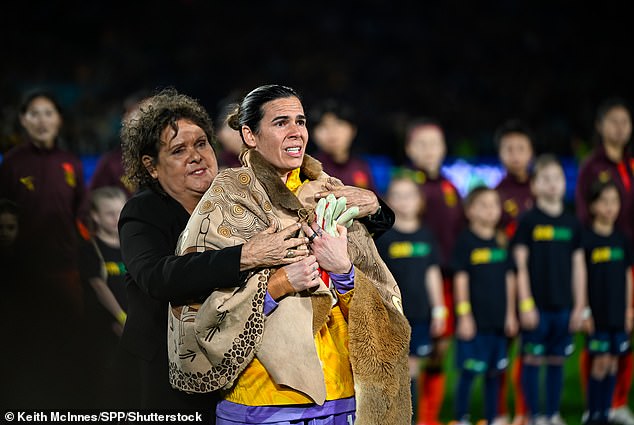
[240,223,309,271]
[267,255,321,300]
[315,179,380,218]
[302,222,352,274]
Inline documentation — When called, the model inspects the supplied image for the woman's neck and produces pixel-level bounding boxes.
[178,194,202,216]
[604,141,624,162]
[331,150,350,164]
[31,138,55,150]
[509,169,529,182]
[424,168,440,179]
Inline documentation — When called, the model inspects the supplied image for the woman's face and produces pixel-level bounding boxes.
[243,96,308,177]
[405,125,446,174]
[598,106,632,148]
[312,112,356,157]
[19,96,62,149]
[499,133,533,178]
[146,119,218,205]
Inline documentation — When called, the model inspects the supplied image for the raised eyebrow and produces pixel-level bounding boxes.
[271,114,306,123]
[271,115,290,123]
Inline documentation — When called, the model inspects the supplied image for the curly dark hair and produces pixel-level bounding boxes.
[121,87,216,192]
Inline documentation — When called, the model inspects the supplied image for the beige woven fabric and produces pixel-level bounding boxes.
[168,150,412,423]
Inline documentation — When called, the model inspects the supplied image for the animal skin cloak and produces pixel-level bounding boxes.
[168,150,411,424]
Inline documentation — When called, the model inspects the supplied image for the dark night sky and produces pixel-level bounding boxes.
[2,0,633,160]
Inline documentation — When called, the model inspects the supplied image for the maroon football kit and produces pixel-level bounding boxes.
[576,145,634,242]
[313,151,376,192]
[495,173,534,238]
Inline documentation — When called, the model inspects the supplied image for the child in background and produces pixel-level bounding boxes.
[575,98,634,425]
[310,98,376,191]
[404,118,465,425]
[512,154,591,425]
[376,174,447,425]
[582,179,633,425]
[494,119,535,239]
[451,186,518,425]
[79,186,128,407]
[89,91,149,198]
[493,119,535,425]
[83,186,128,333]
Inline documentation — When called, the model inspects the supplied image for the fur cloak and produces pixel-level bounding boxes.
[168,150,411,424]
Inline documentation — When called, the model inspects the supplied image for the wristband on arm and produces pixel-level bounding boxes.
[329,266,355,294]
[581,306,592,320]
[519,297,535,313]
[432,305,448,319]
[116,311,127,326]
[456,301,471,316]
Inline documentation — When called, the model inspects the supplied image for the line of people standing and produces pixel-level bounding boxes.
[376,98,633,425]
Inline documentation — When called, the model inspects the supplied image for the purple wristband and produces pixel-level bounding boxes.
[263,292,279,316]
[328,266,355,294]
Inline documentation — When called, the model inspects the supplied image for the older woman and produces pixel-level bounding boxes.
[170,85,410,424]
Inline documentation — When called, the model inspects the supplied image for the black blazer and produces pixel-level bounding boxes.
[118,188,243,362]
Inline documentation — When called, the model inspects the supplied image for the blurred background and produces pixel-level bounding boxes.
[1,0,632,197]
[2,1,633,420]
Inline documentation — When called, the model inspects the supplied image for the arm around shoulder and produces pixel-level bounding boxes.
[119,194,244,303]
